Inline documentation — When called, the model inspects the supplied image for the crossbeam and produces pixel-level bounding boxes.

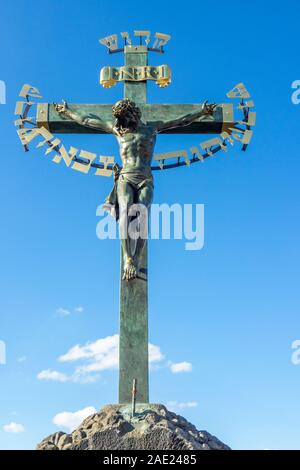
[36,103,234,135]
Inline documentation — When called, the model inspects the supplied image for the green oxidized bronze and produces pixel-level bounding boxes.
[55,98,215,280]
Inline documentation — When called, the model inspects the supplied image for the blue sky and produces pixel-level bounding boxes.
[1,0,300,450]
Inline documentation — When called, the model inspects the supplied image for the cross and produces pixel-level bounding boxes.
[17,32,254,405]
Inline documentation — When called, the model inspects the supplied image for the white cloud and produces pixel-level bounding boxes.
[58,335,164,381]
[37,369,70,382]
[167,401,198,412]
[59,335,119,380]
[59,335,163,366]
[73,374,99,384]
[3,422,25,433]
[59,334,119,365]
[75,306,84,313]
[149,343,164,363]
[56,306,85,317]
[37,334,165,384]
[52,406,96,432]
[169,361,192,373]
[56,307,71,317]
[37,368,99,384]
[17,355,26,363]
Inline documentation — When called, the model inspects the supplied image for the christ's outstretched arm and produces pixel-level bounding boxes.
[155,102,217,133]
[54,101,113,133]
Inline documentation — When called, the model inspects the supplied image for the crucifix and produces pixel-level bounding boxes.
[16,31,255,405]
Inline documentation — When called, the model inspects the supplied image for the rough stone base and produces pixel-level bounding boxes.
[37,404,230,450]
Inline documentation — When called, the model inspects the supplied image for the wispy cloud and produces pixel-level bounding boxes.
[75,306,84,313]
[17,356,27,363]
[37,369,70,382]
[166,401,198,411]
[37,368,100,384]
[52,406,96,432]
[3,422,25,433]
[56,306,85,317]
[168,361,192,373]
[56,307,71,317]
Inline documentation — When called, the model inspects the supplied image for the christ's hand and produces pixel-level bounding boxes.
[54,100,68,114]
[202,101,217,116]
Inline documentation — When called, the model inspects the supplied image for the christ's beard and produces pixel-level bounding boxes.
[117,116,137,133]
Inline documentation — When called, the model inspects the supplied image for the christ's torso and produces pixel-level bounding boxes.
[114,124,156,175]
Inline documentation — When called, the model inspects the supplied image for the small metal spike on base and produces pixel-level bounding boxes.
[131,378,137,418]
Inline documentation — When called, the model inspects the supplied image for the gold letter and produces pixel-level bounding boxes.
[227,83,250,99]
[53,145,78,167]
[190,146,204,161]
[134,30,151,45]
[17,127,40,146]
[72,150,96,174]
[19,84,42,99]
[15,101,34,116]
[99,34,118,51]
[152,32,171,49]
[121,31,132,45]
[154,150,188,169]
[94,156,115,177]
[201,137,226,155]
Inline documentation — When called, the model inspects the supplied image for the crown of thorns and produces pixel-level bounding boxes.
[112,98,141,118]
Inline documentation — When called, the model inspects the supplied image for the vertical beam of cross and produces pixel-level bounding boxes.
[124,45,148,104]
[119,45,149,404]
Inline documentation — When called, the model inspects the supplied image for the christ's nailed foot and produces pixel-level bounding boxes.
[123,256,137,281]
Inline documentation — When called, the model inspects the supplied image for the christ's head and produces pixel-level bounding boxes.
[112,98,141,134]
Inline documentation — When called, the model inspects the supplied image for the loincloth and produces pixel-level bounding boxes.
[103,171,154,221]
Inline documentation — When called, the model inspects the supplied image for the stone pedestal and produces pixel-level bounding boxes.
[36,404,231,450]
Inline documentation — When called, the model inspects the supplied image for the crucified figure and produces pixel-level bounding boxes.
[55,98,215,280]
